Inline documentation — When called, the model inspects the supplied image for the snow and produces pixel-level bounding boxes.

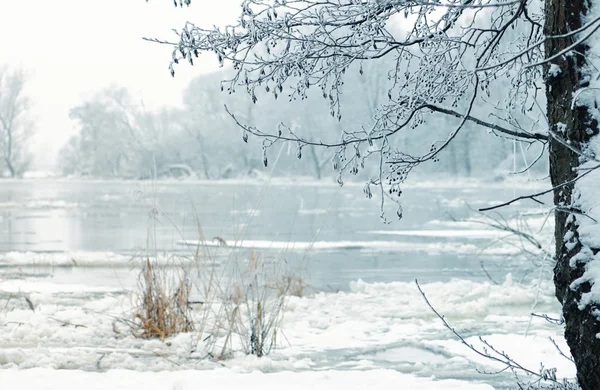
[0,200,81,209]
[0,368,494,390]
[0,251,132,267]
[570,135,600,310]
[0,251,204,267]
[548,64,562,78]
[177,239,521,255]
[0,274,569,386]
[21,171,59,179]
[568,4,600,320]
[565,5,600,314]
[569,3,600,307]
[434,333,576,379]
[0,279,124,294]
[364,229,504,238]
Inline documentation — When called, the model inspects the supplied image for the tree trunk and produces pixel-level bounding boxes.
[196,135,212,180]
[5,158,14,178]
[446,141,459,175]
[545,0,600,388]
[309,145,323,180]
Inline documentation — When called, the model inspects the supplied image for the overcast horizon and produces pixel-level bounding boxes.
[0,0,240,172]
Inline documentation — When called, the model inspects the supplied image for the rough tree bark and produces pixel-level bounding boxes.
[545,0,600,388]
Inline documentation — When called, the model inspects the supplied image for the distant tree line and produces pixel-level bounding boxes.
[59,62,546,180]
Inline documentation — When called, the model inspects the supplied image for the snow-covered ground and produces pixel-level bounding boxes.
[0,268,573,389]
[2,368,493,390]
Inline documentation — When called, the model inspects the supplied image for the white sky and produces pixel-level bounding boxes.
[0,0,240,171]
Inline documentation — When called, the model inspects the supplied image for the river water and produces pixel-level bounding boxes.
[0,178,551,288]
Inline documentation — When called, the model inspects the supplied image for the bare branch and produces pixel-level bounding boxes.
[479,164,600,212]
[415,279,563,385]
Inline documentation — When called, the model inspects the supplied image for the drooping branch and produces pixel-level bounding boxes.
[149,0,555,219]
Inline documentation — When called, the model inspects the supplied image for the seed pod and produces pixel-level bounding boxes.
[363,183,372,199]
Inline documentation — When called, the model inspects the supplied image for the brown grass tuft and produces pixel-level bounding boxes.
[133,257,193,340]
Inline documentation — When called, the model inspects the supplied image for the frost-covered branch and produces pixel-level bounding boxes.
[416,280,577,388]
[149,0,568,218]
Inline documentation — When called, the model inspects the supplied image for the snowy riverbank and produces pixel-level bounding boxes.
[0,276,573,388]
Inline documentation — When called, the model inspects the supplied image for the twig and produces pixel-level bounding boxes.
[530,312,564,325]
[549,337,575,364]
[1,293,12,314]
[153,351,181,367]
[479,165,600,212]
[96,353,106,370]
[49,317,88,328]
[479,261,500,285]
[24,296,35,312]
[415,279,560,384]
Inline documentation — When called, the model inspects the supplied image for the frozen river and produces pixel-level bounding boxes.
[0,177,552,289]
[0,178,573,389]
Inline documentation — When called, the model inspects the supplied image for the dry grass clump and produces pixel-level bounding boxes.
[197,250,297,359]
[133,257,193,340]
[244,252,287,357]
[277,275,305,298]
[128,203,305,359]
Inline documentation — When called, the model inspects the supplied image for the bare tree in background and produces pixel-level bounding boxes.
[0,67,33,178]
[62,86,211,179]
[149,0,600,386]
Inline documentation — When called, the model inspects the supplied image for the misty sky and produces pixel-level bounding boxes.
[0,0,240,171]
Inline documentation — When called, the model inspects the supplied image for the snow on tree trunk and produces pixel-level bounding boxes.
[546,0,600,388]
